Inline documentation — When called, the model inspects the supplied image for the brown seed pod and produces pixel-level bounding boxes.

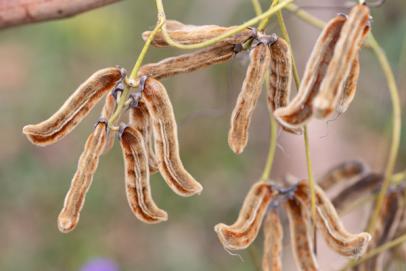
[139,42,238,80]
[141,78,203,197]
[119,126,168,223]
[142,20,253,47]
[313,4,370,118]
[262,209,283,271]
[23,67,124,146]
[336,55,360,114]
[273,15,347,128]
[57,122,108,233]
[295,180,372,257]
[228,42,271,154]
[129,102,159,174]
[331,173,382,214]
[284,197,319,271]
[102,93,117,153]
[267,35,303,135]
[214,182,277,250]
[318,160,369,191]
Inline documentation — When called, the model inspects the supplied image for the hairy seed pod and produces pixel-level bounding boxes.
[142,20,253,47]
[273,15,347,128]
[262,209,283,271]
[332,173,382,214]
[336,56,360,114]
[129,102,159,174]
[318,160,368,191]
[57,122,108,233]
[139,42,238,80]
[141,78,203,197]
[23,67,123,146]
[119,126,168,223]
[214,182,277,250]
[360,189,405,271]
[295,180,371,257]
[285,198,319,271]
[102,93,117,153]
[267,35,303,135]
[313,4,370,118]
[228,43,271,154]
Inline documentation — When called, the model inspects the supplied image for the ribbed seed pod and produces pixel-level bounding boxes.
[262,209,283,271]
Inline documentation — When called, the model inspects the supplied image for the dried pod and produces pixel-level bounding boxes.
[119,126,168,223]
[139,42,238,80]
[57,122,108,233]
[142,20,253,47]
[23,67,123,146]
[102,93,117,153]
[318,160,368,191]
[228,42,271,154]
[262,209,283,271]
[331,173,382,214]
[214,182,277,250]
[129,102,159,174]
[274,15,347,128]
[141,78,203,196]
[284,197,319,271]
[313,4,370,118]
[336,56,360,114]
[295,180,371,257]
[267,35,303,135]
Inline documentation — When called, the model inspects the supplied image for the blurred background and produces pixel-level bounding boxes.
[0,0,405,270]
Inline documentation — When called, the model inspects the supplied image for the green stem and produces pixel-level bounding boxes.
[108,21,163,127]
[251,0,263,16]
[155,0,293,50]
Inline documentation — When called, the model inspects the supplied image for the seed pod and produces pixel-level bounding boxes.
[331,173,382,214]
[318,160,368,191]
[295,180,371,257]
[23,67,123,146]
[214,182,277,250]
[313,4,370,118]
[142,20,253,47]
[274,15,347,128]
[141,78,203,197]
[228,42,271,154]
[262,209,283,271]
[57,122,108,233]
[129,102,159,174]
[139,42,238,80]
[102,93,117,153]
[267,35,303,135]
[119,126,168,223]
[336,56,360,114]
[284,197,319,271]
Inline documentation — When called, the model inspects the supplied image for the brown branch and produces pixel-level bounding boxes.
[0,0,122,29]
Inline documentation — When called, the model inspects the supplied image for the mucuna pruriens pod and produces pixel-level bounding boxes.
[23,67,123,146]
[141,78,203,197]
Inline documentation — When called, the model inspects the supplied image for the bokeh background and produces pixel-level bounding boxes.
[1,0,405,270]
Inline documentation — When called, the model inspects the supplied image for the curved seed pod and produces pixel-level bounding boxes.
[331,173,382,214]
[57,121,108,233]
[102,93,117,153]
[262,209,283,271]
[228,42,271,154]
[214,182,277,250]
[313,4,370,118]
[23,67,123,146]
[336,55,360,114]
[142,20,253,47]
[273,15,347,128]
[141,78,203,197]
[295,180,371,257]
[267,35,303,135]
[318,160,369,191]
[139,42,238,80]
[119,126,168,223]
[284,198,319,271]
[360,189,405,271]
[129,102,159,174]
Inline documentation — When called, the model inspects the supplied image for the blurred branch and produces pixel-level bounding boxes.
[0,0,121,29]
